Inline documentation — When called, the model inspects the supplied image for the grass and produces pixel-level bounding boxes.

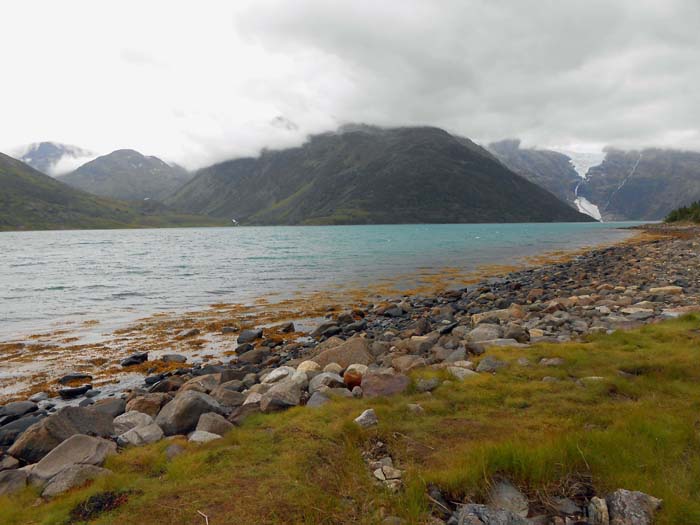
[3,316,700,524]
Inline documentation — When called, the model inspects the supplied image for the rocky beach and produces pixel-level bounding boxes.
[1,225,699,524]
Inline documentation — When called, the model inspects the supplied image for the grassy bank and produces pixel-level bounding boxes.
[3,316,700,524]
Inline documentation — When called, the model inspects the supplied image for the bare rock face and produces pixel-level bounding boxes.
[606,489,662,525]
[155,391,223,436]
[8,407,114,463]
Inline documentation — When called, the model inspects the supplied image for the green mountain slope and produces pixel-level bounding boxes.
[167,126,593,224]
[0,153,223,231]
[59,149,192,201]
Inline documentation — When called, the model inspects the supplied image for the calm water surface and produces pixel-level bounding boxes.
[0,223,643,338]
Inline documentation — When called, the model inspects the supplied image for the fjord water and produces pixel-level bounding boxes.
[0,222,641,338]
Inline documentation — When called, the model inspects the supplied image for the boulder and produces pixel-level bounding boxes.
[489,480,529,518]
[188,430,221,444]
[42,465,111,498]
[237,348,269,365]
[237,328,263,344]
[354,409,378,428]
[588,496,610,525]
[117,423,164,447]
[476,356,508,373]
[58,373,92,385]
[0,455,19,471]
[306,391,330,408]
[297,361,322,374]
[8,407,114,463]
[91,398,126,418]
[31,434,116,483]
[391,354,427,373]
[454,503,529,524]
[361,373,410,398]
[0,401,38,424]
[0,469,28,496]
[308,372,345,394]
[0,414,45,446]
[161,354,187,363]
[311,336,371,369]
[261,366,295,384]
[323,363,343,374]
[448,367,479,381]
[113,411,154,435]
[196,412,234,436]
[467,324,503,343]
[606,489,662,525]
[210,387,245,408]
[125,393,170,417]
[155,391,223,436]
[648,285,682,295]
[59,385,92,399]
[180,374,220,394]
[260,380,302,413]
[121,352,148,367]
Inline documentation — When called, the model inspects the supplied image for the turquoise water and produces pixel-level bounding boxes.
[0,223,643,337]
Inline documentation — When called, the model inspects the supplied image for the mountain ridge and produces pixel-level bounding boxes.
[167,126,593,224]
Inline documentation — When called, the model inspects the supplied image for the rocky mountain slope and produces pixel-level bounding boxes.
[16,142,94,176]
[578,148,700,221]
[167,126,592,224]
[488,139,582,207]
[59,150,191,202]
[0,153,222,231]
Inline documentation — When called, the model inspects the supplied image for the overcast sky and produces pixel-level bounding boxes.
[2,0,699,170]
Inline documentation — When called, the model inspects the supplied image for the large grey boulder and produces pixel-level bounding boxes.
[454,504,529,524]
[260,380,302,413]
[8,407,114,463]
[30,434,116,484]
[0,401,37,425]
[210,386,245,408]
[155,391,223,436]
[117,423,164,447]
[91,398,126,418]
[0,469,28,496]
[41,465,111,498]
[113,411,154,435]
[467,324,503,343]
[606,489,662,525]
[196,413,234,436]
[0,414,45,446]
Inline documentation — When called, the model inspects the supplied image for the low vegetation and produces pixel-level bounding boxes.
[665,201,700,223]
[3,316,700,524]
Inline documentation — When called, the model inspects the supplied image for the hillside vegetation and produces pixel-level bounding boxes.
[59,150,192,202]
[3,316,699,524]
[0,153,224,231]
[665,201,700,223]
[167,126,592,225]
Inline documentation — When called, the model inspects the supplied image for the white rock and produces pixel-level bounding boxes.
[354,408,378,428]
[188,430,222,444]
[113,411,154,435]
[117,423,164,447]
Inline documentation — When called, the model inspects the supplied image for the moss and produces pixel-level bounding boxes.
[3,317,700,523]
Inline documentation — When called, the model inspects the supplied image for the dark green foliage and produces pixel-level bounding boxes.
[167,126,592,224]
[665,201,700,223]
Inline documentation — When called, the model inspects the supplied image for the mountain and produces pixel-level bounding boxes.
[59,149,192,201]
[0,152,223,231]
[577,148,700,221]
[167,126,592,224]
[488,139,581,207]
[17,142,94,176]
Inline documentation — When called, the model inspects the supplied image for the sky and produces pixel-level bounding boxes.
[2,0,699,171]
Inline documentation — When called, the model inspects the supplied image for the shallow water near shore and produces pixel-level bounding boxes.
[0,222,643,339]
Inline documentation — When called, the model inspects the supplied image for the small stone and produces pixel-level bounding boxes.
[354,408,378,428]
[177,328,200,339]
[540,357,565,367]
[196,412,234,436]
[448,367,479,381]
[415,377,440,392]
[161,354,187,363]
[606,489,662,525]
[188,430,222,444]
[297,360,322,373]
[476,356,508,373]
[113,411,154,435]
[58,373,92,385]
[323,363,343,374]
[117,423,164,447]
[407,403,424,414]
[489,480,529,518]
